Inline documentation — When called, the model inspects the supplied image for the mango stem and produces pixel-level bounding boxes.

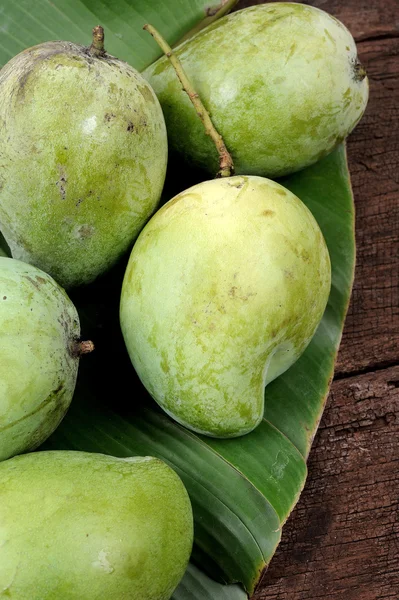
[143,23,234,178]
[71,340,95,357]
[89,26,106,57]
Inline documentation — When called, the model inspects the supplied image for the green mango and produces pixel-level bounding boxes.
[0,257,82,461]
[0,451,193,599]
[144,3,368,178]
[0,35,167,288]
[120,176,331,438]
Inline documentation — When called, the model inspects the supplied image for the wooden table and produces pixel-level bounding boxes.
[232,1,399,598]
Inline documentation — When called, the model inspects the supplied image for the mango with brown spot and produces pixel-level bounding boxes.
[0,257,83,461]
[120,176,331,438]
[0,30,167,288]
[144,3,368,178]
[0,451,193,599]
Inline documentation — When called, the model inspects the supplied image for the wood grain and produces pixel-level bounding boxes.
[337,35,399,375]
[232,0,399,598]
[254,367,399,600]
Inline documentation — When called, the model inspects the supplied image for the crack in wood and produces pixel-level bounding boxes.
[334,361,399,380]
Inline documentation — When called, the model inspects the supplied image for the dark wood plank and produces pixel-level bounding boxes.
[254,366,399,600]
[337,35,399,374]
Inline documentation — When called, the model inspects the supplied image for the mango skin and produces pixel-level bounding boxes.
[120,176,331,438]
[144,3,369,178]
[0,258,80,461]
[0,451,193,599]
[0,40,167,288]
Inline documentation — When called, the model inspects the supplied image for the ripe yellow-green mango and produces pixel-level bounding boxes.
[120,176,331,438]
[0,38,167,288]
[144,3,368,178]
[0,451,193,599]
[0,258,81,461]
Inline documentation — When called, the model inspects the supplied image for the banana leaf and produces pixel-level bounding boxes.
[0,0,355,596]
[44,144,355,596]
[173,564,247,600]
[0,0,238,71]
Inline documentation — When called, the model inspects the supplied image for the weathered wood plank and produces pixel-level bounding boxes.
[254,366,399,599]
[337,35,399,374]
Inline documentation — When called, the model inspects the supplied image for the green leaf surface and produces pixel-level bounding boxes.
[44,144,355,596]
[0,0,238,71]
[173,564,247,600]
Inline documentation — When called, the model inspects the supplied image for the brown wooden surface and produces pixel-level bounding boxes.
[233,1,399,598]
